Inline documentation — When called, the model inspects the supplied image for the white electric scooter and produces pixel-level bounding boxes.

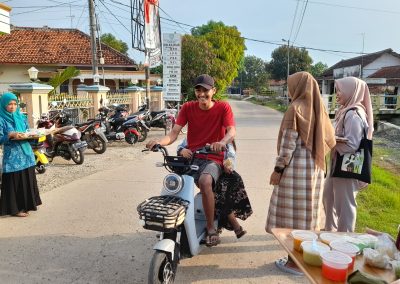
[138,145,218,284]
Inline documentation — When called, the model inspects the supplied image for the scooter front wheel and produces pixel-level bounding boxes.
[36,162,46,174]
[92,136,107,154]
[71,148,84,165]
[148,251,176,284]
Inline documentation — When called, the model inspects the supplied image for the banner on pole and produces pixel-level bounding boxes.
[162,33,181,101]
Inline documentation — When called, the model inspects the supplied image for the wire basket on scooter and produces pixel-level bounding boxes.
[137,195,190,232]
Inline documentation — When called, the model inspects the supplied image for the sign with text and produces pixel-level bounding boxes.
[162,33,181,101]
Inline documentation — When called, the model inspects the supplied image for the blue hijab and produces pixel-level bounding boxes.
[0,92,31,155]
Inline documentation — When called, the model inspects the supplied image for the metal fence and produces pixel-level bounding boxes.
[48,92,94,124]
[322,94,400,114]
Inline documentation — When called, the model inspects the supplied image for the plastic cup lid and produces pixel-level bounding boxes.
[320,251,352,265]
[291,230,318,240]
[357,234,378,243]
[301,241,330,253]
[330,240,360,255]
[320,232,344,243]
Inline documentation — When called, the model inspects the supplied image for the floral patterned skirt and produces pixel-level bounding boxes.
[214,171,253,230]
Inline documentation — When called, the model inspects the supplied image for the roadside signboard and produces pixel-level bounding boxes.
[162,33,181,101]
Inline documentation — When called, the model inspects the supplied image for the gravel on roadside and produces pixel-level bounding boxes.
[35,130,166,193]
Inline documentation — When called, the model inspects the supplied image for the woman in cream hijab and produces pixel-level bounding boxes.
[266,72,336,275]
[323,76,373,232]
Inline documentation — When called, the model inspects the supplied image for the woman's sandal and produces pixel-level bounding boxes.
[234,226,247,239]
[206,230,221,247]
[14,212,29,217]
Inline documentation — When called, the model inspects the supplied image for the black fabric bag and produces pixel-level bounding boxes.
[331,110,373,184]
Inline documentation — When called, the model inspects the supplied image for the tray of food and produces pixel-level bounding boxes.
[10,129,50,140]
[11,133,43,140]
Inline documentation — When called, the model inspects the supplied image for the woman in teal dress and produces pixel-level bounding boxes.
[0,92,41,217]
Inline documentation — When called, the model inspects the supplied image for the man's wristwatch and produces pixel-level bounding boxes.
[274,166,285,174]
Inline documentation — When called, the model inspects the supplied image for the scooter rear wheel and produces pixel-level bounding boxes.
[148,251,176,284]
[125,131,138,144]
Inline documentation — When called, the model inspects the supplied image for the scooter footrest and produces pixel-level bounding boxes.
[137,195,189,232]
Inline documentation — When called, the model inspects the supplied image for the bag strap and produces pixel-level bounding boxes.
[342,108,367,139]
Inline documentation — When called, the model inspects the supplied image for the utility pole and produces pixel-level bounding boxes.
[145,50,150,108]
[88,0,99,85]
[282,39,290,103]
[360,33,365,78]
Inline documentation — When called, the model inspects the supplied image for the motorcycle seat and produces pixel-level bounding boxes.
[150,110,165,116]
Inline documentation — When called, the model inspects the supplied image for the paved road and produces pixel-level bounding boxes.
[0,100,308,284]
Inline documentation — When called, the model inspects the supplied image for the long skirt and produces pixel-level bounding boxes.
[0,166,42,216]
[214,171,253,231]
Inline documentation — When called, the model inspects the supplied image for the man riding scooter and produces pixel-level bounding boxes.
[146,74,236,247]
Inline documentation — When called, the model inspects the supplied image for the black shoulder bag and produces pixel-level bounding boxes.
[331,109,373,184]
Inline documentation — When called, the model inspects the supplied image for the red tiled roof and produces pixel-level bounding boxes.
[0,26,137,68]
[368,65,400,79]
[322,49,400,77]
[368,65,400,85]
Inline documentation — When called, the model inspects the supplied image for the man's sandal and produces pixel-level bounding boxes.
[206,231,220,247]
[234,226,247,239]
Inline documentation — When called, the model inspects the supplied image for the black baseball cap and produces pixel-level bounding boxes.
[194,74,215,90]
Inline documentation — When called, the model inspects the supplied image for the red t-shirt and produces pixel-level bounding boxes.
[175,101,235,164]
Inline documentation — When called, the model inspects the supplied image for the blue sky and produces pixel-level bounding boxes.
[5,0,400,67]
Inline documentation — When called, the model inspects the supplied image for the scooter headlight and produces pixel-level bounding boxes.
[163,173,183,194]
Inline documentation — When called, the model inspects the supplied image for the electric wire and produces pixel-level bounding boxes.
[288,0,300,42]
[11,0,82,15]
[292,0,308,44]
[98,0,131,34]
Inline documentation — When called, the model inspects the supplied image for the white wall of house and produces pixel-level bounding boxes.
[0,64,57,93]
[362,53,400,78]
[0,65,30,93]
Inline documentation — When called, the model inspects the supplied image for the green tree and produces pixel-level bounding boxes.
[268,46,313,80]
[181,35,216,101]
[181,21,245,101]
[310,61,328,78]
[48,66,80,95]
[100,33,129,55]
[237,55,269,94]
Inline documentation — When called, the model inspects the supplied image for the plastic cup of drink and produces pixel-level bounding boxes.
[329,240,360,269]
[290,230,318,252]
[320,251,352,281]
[301,241,330,266]
[319,232,344,245]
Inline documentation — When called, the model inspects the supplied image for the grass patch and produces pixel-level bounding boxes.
[355,164,400,237]
[356,145,400,238]
[249,97,288,112]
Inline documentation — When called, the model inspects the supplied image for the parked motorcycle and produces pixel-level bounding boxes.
[37,110,87,164]
[97,106,141,144]
[138,145,217,283]
[30,135,49,174]
[75,119,108,154]
[140,106,176,135]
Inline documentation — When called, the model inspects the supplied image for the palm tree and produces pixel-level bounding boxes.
[48,66,80,95]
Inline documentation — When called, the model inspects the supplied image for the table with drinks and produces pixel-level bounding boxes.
[271,228,397,284]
